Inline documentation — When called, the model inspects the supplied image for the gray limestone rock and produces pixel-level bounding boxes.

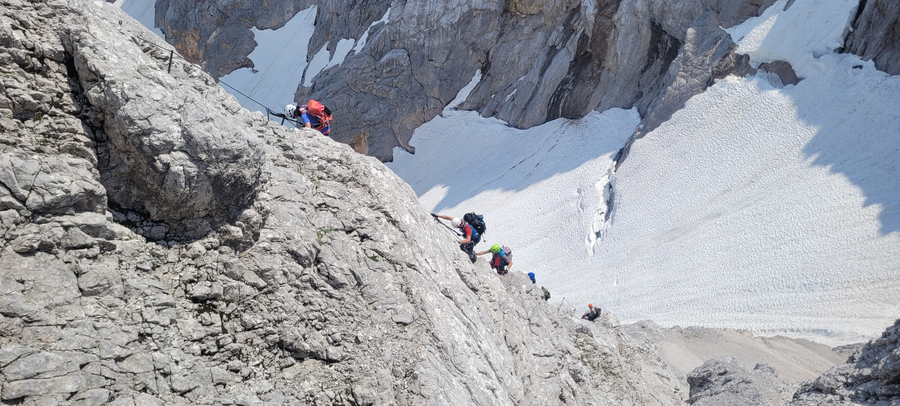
[10,233,56,254]
[1,373,88,400]
[687,356,792,406]
[0,152,106,216]
[76,257,124,297]
[60,3,268,234]
[2,351,71,381]
[0,345,35,367]
[789,319,900,406]
[61,227,95,249]
[154,0,315,79]
[70,388,112,405]
[758,60,801,87]
[843,0,900,75]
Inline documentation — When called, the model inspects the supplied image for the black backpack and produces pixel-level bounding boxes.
[463,213,486,241]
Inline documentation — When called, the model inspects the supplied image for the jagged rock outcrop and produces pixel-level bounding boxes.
[788,320,900,406]
[307,0,774,161]
[686,356,793,406]
[155,0,774,161]
[64,9,268,236]
[0,1,687,404]
[843,0,900,75]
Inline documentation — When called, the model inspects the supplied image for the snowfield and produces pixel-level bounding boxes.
[219,7,317,116]
[121,0,899,345]
[388,0,900,345]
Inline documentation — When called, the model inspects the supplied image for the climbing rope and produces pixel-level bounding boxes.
[217,80,268,110]
[137,38,300,127]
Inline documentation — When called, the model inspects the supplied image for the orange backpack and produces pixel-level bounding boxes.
[306,99,332,131]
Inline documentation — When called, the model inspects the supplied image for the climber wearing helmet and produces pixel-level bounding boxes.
[284,99,332,134]
[581,303,601,321]
[432,213,479,263]
[476,244,512,275]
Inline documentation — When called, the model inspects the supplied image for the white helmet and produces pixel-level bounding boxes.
[284,104,297,117]
[451,218,462,228]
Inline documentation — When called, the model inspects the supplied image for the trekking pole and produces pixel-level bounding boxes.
[557,297,566,313]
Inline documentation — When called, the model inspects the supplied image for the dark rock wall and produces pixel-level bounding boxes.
[155,0,316,78]
[298,0,503,159]
[156,0,778,161]
[843,0,900,75]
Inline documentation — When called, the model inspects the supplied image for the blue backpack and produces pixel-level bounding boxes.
[491,246,512,267]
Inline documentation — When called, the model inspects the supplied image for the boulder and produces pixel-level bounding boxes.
[687,356,792,406]
[61,3,268,232]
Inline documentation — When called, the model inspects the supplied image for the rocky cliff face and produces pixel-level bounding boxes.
[155,0,900,163]
[156,0,773,161]
[302,0,776,161]
[154,0,316,79]
[843,0,900,75]
[0,1,688,404]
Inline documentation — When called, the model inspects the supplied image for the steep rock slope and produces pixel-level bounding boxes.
[0,1,684,404]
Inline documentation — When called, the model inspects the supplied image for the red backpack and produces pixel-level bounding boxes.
[305,99,332,131]
[491,246,511,267]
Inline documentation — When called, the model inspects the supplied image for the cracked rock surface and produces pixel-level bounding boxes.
[0,1,686,404]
